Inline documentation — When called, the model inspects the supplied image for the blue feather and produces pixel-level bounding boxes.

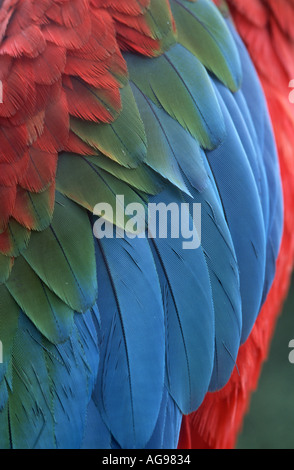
[0,1,284,451]
[136,91,243,391]
[93,232,166,449]
[227,21,283,303]
[3,308,99,449]
[82,399,112,449]
[182,174,242,391]
[206,81,267,343]
[148,187,215,414]
[145,387,182,449]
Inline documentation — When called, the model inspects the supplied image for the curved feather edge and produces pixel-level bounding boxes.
[92,230,166,449]
[170,0,242,92]
[0,307,99,449]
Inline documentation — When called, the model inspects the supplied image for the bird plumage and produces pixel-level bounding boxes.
[179,0,294,449]
[0,0,284,448]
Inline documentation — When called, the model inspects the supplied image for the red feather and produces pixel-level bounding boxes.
[19,147,57,193]
[13,183,55,230]
[0,185,16,233]
[0,0,133,242]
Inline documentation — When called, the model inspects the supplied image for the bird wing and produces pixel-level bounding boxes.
[0,0,283,449]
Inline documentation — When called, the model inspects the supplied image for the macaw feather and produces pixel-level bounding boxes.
[127,43,226,150]
[0,0,284,451]
[170,0,242,92]
[70,84,147,168]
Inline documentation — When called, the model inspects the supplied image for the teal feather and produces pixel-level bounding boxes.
[127,43,226,150]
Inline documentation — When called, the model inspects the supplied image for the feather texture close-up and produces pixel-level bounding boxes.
[0,0,292,450]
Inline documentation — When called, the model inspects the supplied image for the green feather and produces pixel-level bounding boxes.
[70,84,147,168]
[5,256,75,343]
[127,43,225,150]
[20,192,97,314]
[0,254,13,283]
[2,220,31,258]
[0,285,19,374]
[170,0,242,92]
[18,185,54,231]
[131,81,208,193]
[86,153,164,195]
[8,312,56,448]
[144,0,177,54]
[130,82,191,195]
[56,153,148,231]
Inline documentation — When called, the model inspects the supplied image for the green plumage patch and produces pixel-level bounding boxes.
[0,254,13,283]
[22,192,97,314]
[127,44,226,150]
[70,84,147,168]
[3,220,31,258]
[56,154,149,231]
[6,257,75,344]
[16,185,55,232]
[144,0,177,54]
[170,0,242,92]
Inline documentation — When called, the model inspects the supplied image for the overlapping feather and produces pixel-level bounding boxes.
[0,0,283,450]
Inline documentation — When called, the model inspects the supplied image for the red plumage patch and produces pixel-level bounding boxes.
[19,147,57,192]
[91,0,176,57]
[268,0,294,41]
[0,0,175,258]
[0,0,176,256]
[225,0,267,27]
[0,0,134,256]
